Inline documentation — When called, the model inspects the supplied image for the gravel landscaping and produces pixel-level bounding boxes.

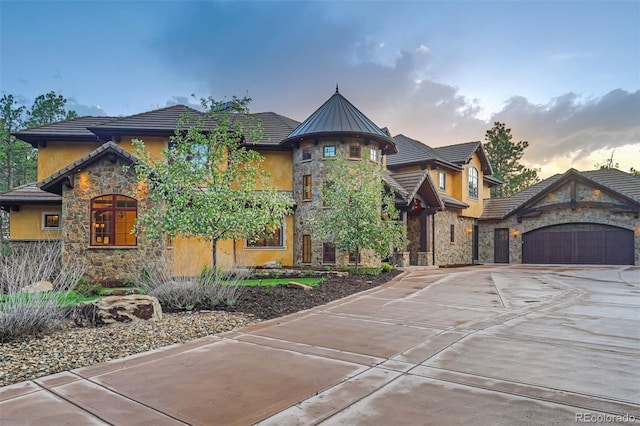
[0,270,400,387]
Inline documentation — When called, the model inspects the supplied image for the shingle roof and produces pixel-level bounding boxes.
[282,88,397,154]
[580,168,640,202]
[434,141,494,175]
[40,142,139,194]
[382,170,410,200]
[440,193,469,209]
[246,112,300,146]
[387,134,447,167]
[13,116,116,147]
[386,169,444,209]
[480,168,640,220]
[88,105,208,139]
[0,183,61,210]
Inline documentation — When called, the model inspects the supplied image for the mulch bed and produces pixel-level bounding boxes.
[219,270,402,320]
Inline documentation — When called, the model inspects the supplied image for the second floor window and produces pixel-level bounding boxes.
[247,226,283,247]
[438,171,446,191]
[349,145,361,158]
[323,145,336,158]
[302,148,312,161]
[468,166,479,199]
[370,148,378,162]
[303,174,312,200]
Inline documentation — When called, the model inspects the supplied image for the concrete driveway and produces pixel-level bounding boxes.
[2,265,639,425]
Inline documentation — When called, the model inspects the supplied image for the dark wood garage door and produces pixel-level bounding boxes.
[522,223,634,265]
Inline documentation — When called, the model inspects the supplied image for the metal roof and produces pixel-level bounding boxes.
[480,168,640,220]
[282,88,397,154]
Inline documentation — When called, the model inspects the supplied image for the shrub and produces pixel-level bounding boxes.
[137,251,250,311]
[74,280,103,297]
[380,262,394,273]
[0,241,87,342]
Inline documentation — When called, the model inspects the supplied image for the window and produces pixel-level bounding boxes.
[323,145,336,158]
[438,171,446,191]
[168,140,209,169]
[349,251,361,264]
[302,148,312,161]
[323,243,336,264]
[302,234,312,263]
[349,145,361,158]
[303,174,312,200]
[247,227,283,247]
[369,148,379,162]
[468,166,479,198]
[42,212,61,230]
[450,224,455,243]
[91,195,137,246]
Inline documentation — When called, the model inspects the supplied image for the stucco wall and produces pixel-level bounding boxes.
[9,205,61,240]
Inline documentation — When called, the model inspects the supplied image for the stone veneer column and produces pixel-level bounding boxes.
[62,158,166,281]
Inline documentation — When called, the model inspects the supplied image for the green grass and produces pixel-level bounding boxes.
[1,278,324,309]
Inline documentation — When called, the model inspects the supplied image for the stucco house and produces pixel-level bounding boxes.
[1,89,638,280]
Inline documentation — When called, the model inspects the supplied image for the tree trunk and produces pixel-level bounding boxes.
[355,247,360,275]
[212,239,218,270]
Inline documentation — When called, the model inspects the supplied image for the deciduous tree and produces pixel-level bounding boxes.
[484,122,540,197]
[312,151,406,273]
[132,97,294,268]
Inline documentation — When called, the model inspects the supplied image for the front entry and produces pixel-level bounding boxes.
[494,228,510,263]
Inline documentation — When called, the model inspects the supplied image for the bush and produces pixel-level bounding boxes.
[381,262,394,273]
[137,252,250,311]
[74,279,103,297]
[0,241,87,342]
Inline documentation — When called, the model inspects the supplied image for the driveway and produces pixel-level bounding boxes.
[2,265,639,425]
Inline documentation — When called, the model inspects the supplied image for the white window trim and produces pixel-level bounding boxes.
[42,212,62,230]
[438,171,446,191]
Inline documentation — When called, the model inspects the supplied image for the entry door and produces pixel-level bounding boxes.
[472,225,479,262]
[494,228,510,263]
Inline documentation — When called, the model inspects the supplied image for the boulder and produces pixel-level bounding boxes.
[20,280,53,293]
[73,294,162,327]
[102,288,140,296]
[262,261,280,269]
[286,281,313,291]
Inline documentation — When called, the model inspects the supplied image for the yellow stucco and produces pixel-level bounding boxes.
[460,154,484,218]
[37,141,102,180]
[258,150,293,190]
[121,136,168,160]
[171,215,295,274]
[9,205,61,240]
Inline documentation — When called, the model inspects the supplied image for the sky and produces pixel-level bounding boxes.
[1,0,638,178]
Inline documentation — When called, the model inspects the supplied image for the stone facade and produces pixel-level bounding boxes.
[292,138,382,268]
[478,181,640,265]
[433,209,476,266]
[61,158,166,281]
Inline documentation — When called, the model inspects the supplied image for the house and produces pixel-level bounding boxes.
[2,89,637,280]
[479,168,640,265]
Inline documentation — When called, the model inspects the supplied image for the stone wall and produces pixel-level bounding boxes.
[292,138,382,268]
[478,194,640,266]
[433,209,475,266]
[61,158,166,281]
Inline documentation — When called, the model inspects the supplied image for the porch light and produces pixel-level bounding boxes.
[512,229,519,238]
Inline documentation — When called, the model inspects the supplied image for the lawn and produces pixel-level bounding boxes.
[1,278,325,308]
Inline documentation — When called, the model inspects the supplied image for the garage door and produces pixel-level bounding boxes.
[522,223,634,265]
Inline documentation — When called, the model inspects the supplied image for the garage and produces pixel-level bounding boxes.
[522,223,634,265]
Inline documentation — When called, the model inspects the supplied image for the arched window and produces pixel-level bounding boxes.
[468,167,479,198]
[91,195,137,246]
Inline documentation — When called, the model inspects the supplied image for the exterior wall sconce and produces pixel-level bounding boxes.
[512,229,519,238]
[466,227,472,234]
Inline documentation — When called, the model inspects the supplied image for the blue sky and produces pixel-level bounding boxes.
[1,0,638,177]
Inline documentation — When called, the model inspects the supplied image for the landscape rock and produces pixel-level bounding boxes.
[286,281,313,291]
[20,280,53,293]
[73,294,162,327]
[102,288,141,296]
[262,261,280,269]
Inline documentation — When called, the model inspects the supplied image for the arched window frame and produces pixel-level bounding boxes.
[468,166,479,199]
[90,194,138,246]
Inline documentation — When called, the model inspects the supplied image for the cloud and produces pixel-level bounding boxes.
[490,89,640,166]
